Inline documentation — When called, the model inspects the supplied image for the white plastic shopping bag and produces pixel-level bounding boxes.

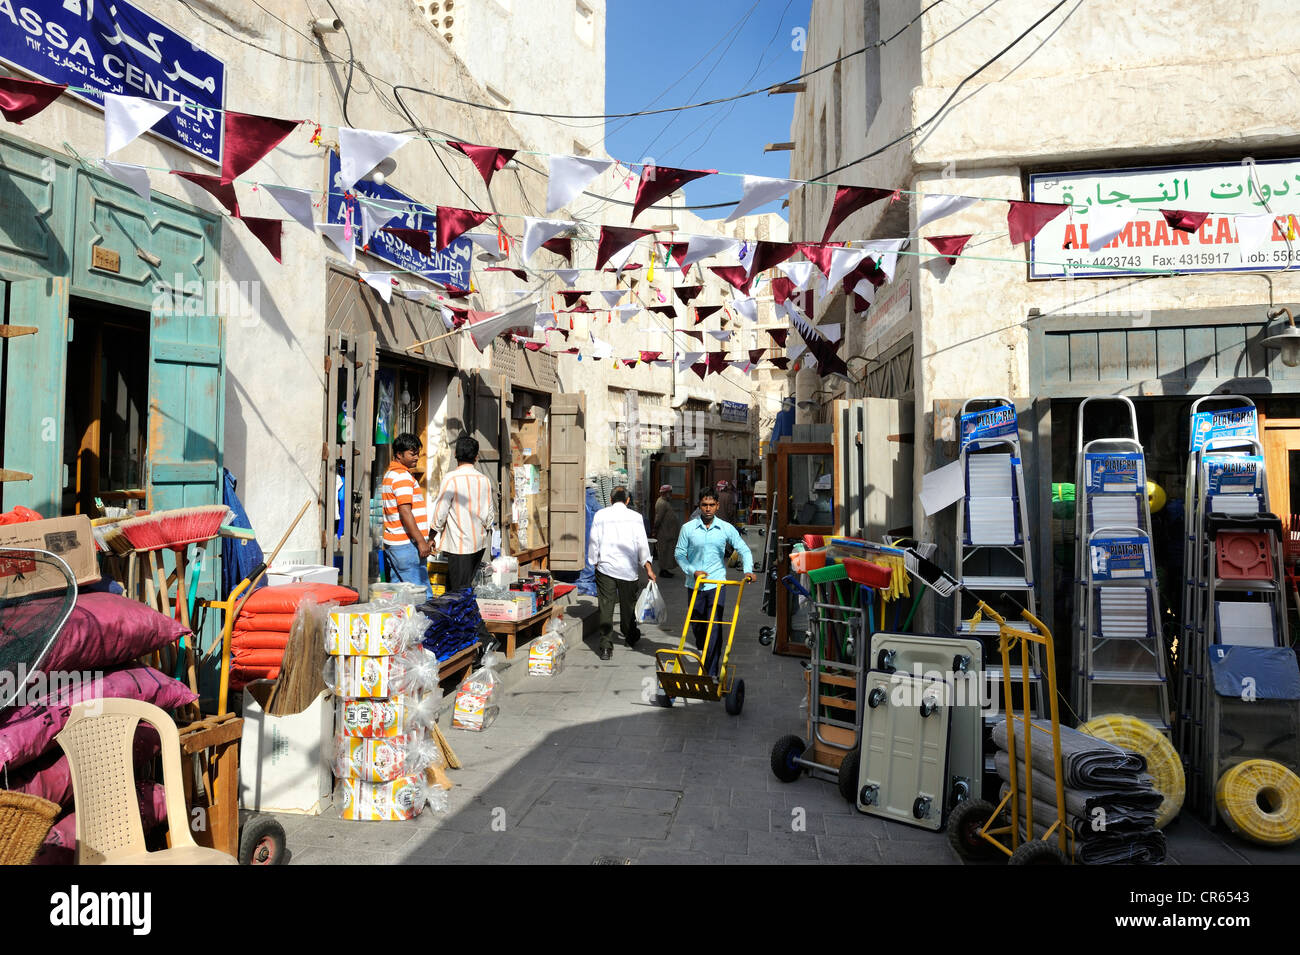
[636,580,668,626]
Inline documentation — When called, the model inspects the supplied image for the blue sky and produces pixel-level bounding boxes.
[604,0,813,221]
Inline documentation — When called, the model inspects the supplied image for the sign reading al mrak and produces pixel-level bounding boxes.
[0,0,226,164]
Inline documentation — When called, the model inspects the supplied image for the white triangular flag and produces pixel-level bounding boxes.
[820,323,843,343]
[522,217,572,263]
[789,341,808,362]
[547,154,613,213]
[264,184,318,231]
[465,232,508,261]
[852,279,877,309]
[778,260,819,293]
[825,247,868,289]
[536,312,557,329]
[1235,213,1275,251]
[402,287,438,301]
[439,306,456,330]
[359,197,402,247]
[551,269,581,287]
[724,176,797,223]
[732,295,758,323]
[916,193,978,229]
[782,300,809,325]
[468,300,537,352]
[707,330,732,341]
[599,290,626,307]
[99,160,151,202]
[317,222,356,264]
[1087,206,1131,252]
[859,238,907,283]
[507,289,532,300]
[679,351,704,370]
[613,303,640,322]
[339,127,411,191]
[591,337,613,360]
[104,94,174,156]
[606,237,639,275]
[681,234,741,270]
[359,271,393,304]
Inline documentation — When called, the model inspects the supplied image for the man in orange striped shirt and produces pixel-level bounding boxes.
[382,432,433,601]
[431,435,497,593]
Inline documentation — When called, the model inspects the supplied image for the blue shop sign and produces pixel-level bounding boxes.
[327,151,473,289]
[720,400,747,423]
[0,0,226,164]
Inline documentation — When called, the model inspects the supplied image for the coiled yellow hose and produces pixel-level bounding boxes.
[1216,760,1300,846]
[1079,714,1184,828]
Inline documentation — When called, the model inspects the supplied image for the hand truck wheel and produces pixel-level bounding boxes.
[770,734,806,782]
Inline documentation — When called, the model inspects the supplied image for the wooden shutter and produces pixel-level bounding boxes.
[549,392,586,570]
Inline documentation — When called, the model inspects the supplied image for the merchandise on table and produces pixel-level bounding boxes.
[419,590,484,662]
[332,733,443,782]
[325,602,426,655]
[322,647,440,698]
[338,769,447,821]
[476,593,536,621]
[337,695,438,738]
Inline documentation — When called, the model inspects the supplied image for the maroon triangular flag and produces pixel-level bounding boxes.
[559,290,589,307]
[604,263,643,272]
[852,293,873,314]
[706,352,728,375]
[822,186,892,243]
[925,234,973,265]
[633,165,716,220]
[709,265,753,295]
[695,305,723,323]
[552,327,571,340]
[647,304,677,317]
[0,76,66,124]
[796,241,843,277]
[541,236,572,263]
[486,266,529,281]
[237,215,283,263]
[769,276,796,307]
[446,141,517,187]
[223,111,300,180]
[596,225,654,270]
[662,241,689,266]
[436,206,492,250]
[769,357,790,370]
[769,329,788,348]
[564,302,593,313]
[382,227,432,257]
[172,171,240,215]
[748,241,796,277]
[749,349,765,364]
[683,330,704,342]
[1161,209,1209,233]
[840,258,886,295]
[442,285,472,300]
[522,340,545,352]
[690,362,708,380]
[639,351,662,363]
[1006,200,1068,244]
[673,285,703,305]
[444,306,470,327]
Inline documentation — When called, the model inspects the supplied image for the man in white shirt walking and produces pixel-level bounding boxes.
[431,435,497,594]
[587,487,655,660]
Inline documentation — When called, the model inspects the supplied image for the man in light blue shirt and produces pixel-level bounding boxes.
[674,489,754,677]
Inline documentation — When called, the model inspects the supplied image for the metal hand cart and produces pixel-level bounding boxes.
[655,577,747,715]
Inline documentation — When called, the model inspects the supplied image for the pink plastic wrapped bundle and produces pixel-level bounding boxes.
[337,695,438,739]
[331,733,442,783]
[322,647,439,698]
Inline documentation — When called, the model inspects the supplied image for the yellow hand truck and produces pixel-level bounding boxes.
[654,576,747,715]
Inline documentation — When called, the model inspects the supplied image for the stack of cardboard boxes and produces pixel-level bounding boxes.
[508,414,548,554]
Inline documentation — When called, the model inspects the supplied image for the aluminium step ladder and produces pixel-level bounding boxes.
[1071,395,1171,732]
[953,397,1044,738]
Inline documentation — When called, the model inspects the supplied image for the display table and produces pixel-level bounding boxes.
[482,604,554,659]
[436,640,479,689]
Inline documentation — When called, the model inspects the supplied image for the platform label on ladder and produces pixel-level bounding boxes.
[1205,456,1263,495]
[1084,452,1143,492]
[1189,408,1257,452]
[959,406,1017,449]
[1089,536,1152,580]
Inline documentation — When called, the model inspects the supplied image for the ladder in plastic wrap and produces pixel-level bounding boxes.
[953,398,1044,738]
[1072,396,1171,732]
[1177,396,1291,815]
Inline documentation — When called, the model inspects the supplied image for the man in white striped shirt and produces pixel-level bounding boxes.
[587,487,655,660]
[431,435,497,593]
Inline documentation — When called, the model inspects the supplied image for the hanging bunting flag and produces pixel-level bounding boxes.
[673,285,704,305]
[647,304,677,317]
[691,362,708,380]
[769,276,796,307]
[603,261,642,273]
[522,217,573,262]
[709,265,754,295]
[263,184,317,231]
[465,231,509,261]
[924,234,973,265]
[172,171,240,216]
[916,193,978,229]
[381,227,432,257]
[1161,209,1209,233]
[679,350,705,371]
[0,76,66,124]
[769,357,790,370]
[681,234,741,270]
[446,141,518,187]
[99,160,151,202]
[706,352,729,375]
[632,165,717,221]
[824,247,868,289]
[749,348,765,364]
[595,225,654,270]
[359,271,395,304]
[707,330,732,341]
[789,341,808,363]
[317,222,356,264]
[768,329,789,348]
[564,302,594,313]
[485,267,530,282]
[436,206,492,251]
[852,291,873,314]
[731,295,758,323]
[852,279,878,310]
[339,127,411,191]
[820,323,843,343]
[237,215,283,263]
[639,351,663,363]
[551,268,581,286]
[747,241,796,276]
[223,111,301,180]
[359,198,401,247]
[1235,213,1276,250]
[661,241,690,268]
[788,309,849,379]
[541,236,573,263]
[597,290,625,308]
[104,93,175,156]
[613,303,641,322]
[402,288,438,302]
[551,326,571,340]
[694,305,723,323]
[559,290,590,307]
[777,260,820,294]
[439,306,456,330]
[821,185,893,242]
[682,330,705,342]
[858,238,908,283]
[467,300,537,351]
[590,336,614,360]
[795,241,843,278]
[1085,205,1131,252]
[1006,200,1069,245]
[547,154,614,213]
[725,175,797,223]
[442,284,473,299]
[840,258,887,296]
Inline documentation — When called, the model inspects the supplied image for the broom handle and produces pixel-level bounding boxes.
[232,499,312,620]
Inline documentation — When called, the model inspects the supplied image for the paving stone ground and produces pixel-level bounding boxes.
[274,530,1300,866]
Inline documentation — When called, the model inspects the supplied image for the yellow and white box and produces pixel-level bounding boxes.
[327,604,416,655]
[528,638,566,677]
[333,733,423,783]
[338,773,427,821]
[330,655,393,698]
[338,696,422,738]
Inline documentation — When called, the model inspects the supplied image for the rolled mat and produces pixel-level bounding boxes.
[994,751,1161,831]
[1215,759,1300,846]
[1000,784,1167,865]
[992,717,1146,789]
[1080,713,1184,829]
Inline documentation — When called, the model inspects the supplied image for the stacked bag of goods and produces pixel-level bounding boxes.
[322,600,448,821]
[418,589,484,663]
[452,643,502,731]
[992,718,1167,864]
[230,582,359,690]
[0,589,199,864]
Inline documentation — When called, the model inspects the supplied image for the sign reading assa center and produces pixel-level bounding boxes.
[0,0,226,164]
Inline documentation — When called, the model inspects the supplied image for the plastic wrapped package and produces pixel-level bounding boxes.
[337,694,437,738]
[322,647,440,698]
[490,555,520,588]
[325,603,429,656]
[338,772,432,821]
[452,645,502,731]
[528,619,567,677]
[331,733,443,782]
[635,581,668,626]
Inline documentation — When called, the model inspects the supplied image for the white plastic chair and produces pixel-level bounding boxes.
[56,698,237,865]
